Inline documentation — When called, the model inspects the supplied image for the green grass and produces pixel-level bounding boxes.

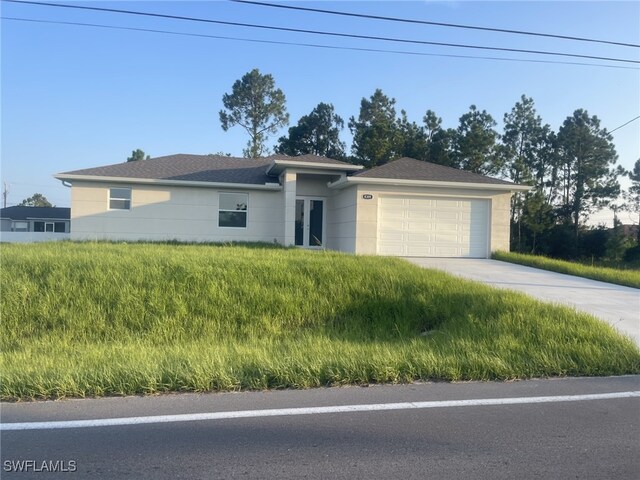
[1,242,638,400]
[492,251,640,289]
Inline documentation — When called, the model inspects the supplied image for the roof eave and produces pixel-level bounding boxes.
[327,176,531,192]
[266,160,364,176]
[0,215,69,221]
[54,174,283,191]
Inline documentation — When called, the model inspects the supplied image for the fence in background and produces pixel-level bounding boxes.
[0,232,70,243]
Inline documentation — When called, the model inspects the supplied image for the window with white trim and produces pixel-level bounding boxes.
[34,221,65,232]
[109,188,131,210]
[218,193,248,228]
[34,221,55,232]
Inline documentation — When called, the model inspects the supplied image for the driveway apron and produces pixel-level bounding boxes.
[403,258,640,348]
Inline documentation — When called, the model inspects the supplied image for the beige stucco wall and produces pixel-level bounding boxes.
[489,191,512,253]
[68,177,512,255]
[70,181,284,243]
[296,175,333,197]
[349,184,512,256]
[326,186,357,253]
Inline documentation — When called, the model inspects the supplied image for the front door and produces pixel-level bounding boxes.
[295,197,325,247]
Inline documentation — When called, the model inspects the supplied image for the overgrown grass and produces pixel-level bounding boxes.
[1,242,638,400]
[492,251,640,289]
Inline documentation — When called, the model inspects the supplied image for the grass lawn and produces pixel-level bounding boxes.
[492,251,640,289]
[2,242,639,401]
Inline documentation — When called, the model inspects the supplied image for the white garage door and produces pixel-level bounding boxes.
[378,196,489,258]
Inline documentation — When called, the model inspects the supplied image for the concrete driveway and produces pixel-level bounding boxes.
[404,258,640,347]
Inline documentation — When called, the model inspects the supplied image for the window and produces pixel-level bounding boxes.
[54,222,66,233]
[35,221,54,232]
[11,221,28,232]
[109,188,131,210]
[218,193,247,228]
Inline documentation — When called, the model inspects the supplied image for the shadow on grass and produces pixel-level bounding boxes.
[318,278,521,343]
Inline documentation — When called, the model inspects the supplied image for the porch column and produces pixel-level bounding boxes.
[283,171,297,246]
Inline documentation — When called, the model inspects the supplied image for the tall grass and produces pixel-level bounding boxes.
[1,242,638,400]
[492,251,640,289]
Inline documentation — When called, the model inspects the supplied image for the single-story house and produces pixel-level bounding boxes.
[0,206,71,233]
[54,154,529,257]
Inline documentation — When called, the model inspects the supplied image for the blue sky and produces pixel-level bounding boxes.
[2,1,639,225]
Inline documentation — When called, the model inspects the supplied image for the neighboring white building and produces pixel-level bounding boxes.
[54,154,529,258]
[0,206,71,243]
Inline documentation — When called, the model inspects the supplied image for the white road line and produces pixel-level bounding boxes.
[2,391,638,431]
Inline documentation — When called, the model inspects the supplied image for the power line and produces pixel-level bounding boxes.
[610,115,640,134]
[3,0,639,65]
[4,17,638,71]
[231,0,640,49]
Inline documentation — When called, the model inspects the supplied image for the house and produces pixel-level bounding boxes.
[0,206,70,233]
[54,154,529,257]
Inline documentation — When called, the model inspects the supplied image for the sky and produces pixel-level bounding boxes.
[2,0,639,226]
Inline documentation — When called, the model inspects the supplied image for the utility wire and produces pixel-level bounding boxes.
[231,0,640,49]
[4,17,639,71]
[609,115,640,134]
[3,0,639,65]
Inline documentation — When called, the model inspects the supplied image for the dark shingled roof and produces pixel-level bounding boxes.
[353,157,515,185]
[58,154,515,187]
[60,154,275,185]
[58,154,356,185]
[1,206,70,220]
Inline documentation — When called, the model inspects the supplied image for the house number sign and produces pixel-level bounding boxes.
[362,194,373,200]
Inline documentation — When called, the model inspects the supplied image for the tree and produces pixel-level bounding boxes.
[501,96,556,250]
[629,159,640,197]
[423,110,442,144]
[18,193,53,207]
[605,212,634,262]
[502,96,550,186]
[621,159,640,243]
[396,110,429,161]
[348,89,401,167]
[555,109,620,236]
[416,110,456,167]
[127,149,150,162]
[521,191,554,254]
[275,102,346,159]
[453,105,501,175]
[219,68,289,158]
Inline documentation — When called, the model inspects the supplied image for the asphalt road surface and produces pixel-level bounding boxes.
[2,376,639,479]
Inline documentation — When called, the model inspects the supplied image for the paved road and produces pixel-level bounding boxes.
[2,377,639,479]
[404,258,640,347]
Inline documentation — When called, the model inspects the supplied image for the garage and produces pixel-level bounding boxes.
[377,196,490,258]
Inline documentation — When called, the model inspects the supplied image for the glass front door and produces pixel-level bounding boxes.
[295,198,325,247]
